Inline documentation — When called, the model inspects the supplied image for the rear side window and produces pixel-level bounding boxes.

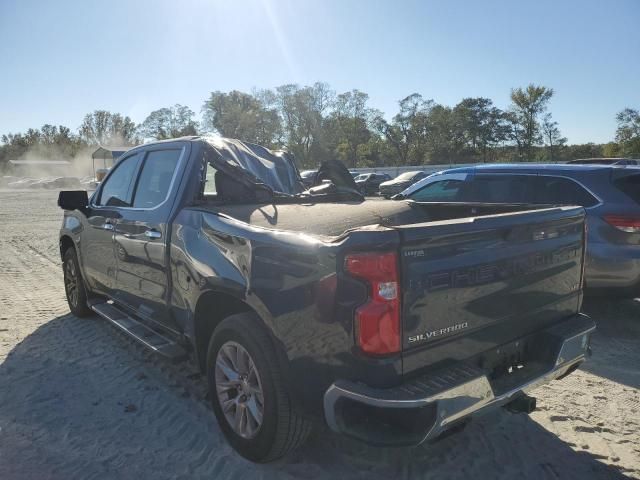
[534,176,598,207]
[613,174,640,204]
[97,153,141,207]
[465,175,534,203]
[409,179,464,202]
[132,149,181,208]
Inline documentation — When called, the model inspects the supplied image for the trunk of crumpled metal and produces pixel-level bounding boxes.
[205,137,359,196]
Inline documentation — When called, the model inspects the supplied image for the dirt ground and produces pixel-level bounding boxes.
[0,189,638,479]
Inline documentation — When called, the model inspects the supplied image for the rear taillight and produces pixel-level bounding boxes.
[345,252,400,355]
[603,215,640,233]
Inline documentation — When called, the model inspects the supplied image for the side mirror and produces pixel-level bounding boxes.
[58,190,89,211]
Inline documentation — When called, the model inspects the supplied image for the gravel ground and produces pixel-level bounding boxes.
[0,189,638,479]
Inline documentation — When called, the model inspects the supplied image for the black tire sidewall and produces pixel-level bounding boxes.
[206,317,282,462]
[63,248,90,316]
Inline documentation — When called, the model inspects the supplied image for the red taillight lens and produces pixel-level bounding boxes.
[603,215,640,233]
[345,252,400,355]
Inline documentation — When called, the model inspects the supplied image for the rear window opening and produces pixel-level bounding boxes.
[613,174,640,204]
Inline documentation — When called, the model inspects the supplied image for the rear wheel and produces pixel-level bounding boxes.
[207,313,312,462]
[63,248,92,317]
[215,341,265,440]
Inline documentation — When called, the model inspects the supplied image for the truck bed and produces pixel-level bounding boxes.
[210,200,548,237]
[211,199,586,372]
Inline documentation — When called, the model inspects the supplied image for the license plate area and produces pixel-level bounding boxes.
[480,338,531,381]
[474,331,561,395]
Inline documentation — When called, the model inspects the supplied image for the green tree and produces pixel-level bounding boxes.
[508,84,554,159]
[454,97,509,162]
[138,104,198,140]
[326,90,375,168]
[0,124,83,163]
[274,82,333,168]
[615,108,640,156]
[374,93,434,166]
[602,142,621,157]
[541,113,567,161]
[201,90,281,146]
[79,111,138,146]
[564,143,603,159]
[425,104,466,164]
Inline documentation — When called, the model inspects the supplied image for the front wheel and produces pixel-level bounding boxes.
[63,248,92,317]
[207,313,312,462]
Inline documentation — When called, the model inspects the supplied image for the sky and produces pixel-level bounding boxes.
[0,0,638,144]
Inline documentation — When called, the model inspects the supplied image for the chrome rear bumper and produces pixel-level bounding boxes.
[323,314,595,446]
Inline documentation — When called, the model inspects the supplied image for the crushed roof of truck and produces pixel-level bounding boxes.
[203,136,304,195]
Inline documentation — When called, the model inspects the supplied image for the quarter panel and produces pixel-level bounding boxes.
[170,208,405,416]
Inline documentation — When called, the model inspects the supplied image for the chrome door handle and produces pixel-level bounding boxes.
[103,223,114,231]
[144,230,162,239]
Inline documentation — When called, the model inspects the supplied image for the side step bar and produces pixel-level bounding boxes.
[91,301,187,362]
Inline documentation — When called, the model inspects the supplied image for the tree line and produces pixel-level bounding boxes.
[2,82,639,171]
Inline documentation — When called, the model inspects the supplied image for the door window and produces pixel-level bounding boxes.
[408,179,465,201]
[97,154,142,207]
[466,175,534,203]
[132,149,182,208]
[534,176,598,207]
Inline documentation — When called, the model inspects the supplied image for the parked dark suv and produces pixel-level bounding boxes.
[400,164,640,293]
[300,169,318,188]
[354,172,391,195]
[379,170,427,198]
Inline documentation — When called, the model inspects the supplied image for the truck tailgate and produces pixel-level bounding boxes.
[396,206,585,375]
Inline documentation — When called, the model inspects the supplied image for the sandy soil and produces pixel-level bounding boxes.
[0,189,638,479]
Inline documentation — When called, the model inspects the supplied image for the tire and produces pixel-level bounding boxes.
[206,313,312,462]
[62,247,92,317]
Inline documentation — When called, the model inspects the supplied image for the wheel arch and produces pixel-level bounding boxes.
[193,290,277,373]
[59,235,75,261]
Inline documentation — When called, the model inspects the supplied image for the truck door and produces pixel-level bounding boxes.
[83,152,143,294]
[112,144,186,332]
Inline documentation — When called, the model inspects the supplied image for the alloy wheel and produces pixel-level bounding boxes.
[215,341,265,439]
[64,258,78,308]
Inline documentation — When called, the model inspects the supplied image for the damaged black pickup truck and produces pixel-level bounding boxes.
[58,136,595,462]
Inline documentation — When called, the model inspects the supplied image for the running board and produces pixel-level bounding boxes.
[91,302,187,362]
